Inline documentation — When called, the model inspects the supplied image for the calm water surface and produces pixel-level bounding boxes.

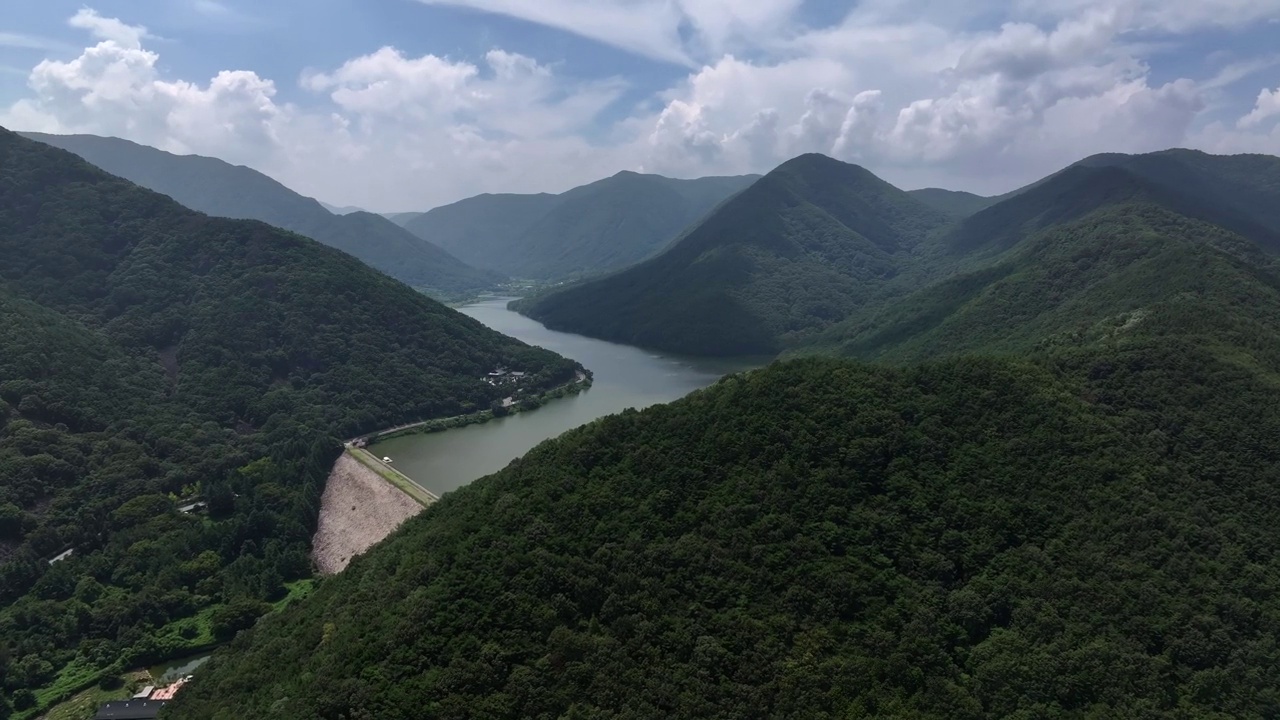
[372,298,762,496]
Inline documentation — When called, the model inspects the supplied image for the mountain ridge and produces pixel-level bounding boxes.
[907,187,998,217]
[403,170,758,281]
[0,126,578,718]
[516,153,953,355]
[169,232,1280,716]
[522,149,1280,358]
[39,137,1280,719]
[19,132,503,297]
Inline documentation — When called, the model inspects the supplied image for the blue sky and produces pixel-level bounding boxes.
[2,0,1279,211]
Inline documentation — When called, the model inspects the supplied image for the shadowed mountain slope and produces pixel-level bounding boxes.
[19,132,502,297]
[516,154,953,355]
[0,127,578,718]
[403,171,758,281]
[908,187,998,217]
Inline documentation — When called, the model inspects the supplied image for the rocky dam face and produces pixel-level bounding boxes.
[311,453,426,575]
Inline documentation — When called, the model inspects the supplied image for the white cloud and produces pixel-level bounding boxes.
[0,32,74,52]
[628,3,1272,192]
[68,8,149,48]
[1240,87,1280,127]
[2,10,631,209]
[411,0,815,64]
[1021,0,1280,33]
[192,0,233,17]
[303,48,480,118]
[3,3,1280,209]
[413,0,693,65]
[5,27,284,165]
[955,8,1129,80]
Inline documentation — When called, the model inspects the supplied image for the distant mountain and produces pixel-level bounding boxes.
[19,132,502,297]
[1074,149,1280,251]
[523,149,1280,358]
[939,153,1280,262]
[403,171,758,281]
[383,211,425,226]
[908,187,998,217]
[516,154,952,356]
[320,202,368,215]
[0,126,580,718]
[810,180,1280,361]
[954,148,1280,248]
[405,193,560,275]
[171,180,1280,718]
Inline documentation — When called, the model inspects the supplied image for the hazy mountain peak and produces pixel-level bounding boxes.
[402,171,757,281]
[20,131,502,296]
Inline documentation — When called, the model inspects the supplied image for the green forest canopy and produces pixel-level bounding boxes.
[170,154,1280,717]
[401,171,757,282]
[21,132,504,298]
[518,150,1280,359]
[0,127,579,719]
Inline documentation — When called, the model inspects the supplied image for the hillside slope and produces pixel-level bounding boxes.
[813,202,1279,362]
[907,187,997,217]
[942,158,1280,261]
[799,157,1280,362]
[158,146,1280,719]
[19,132,502,297]
[403,172,757,281]
[404,193,561,274]
[0,127,577,718]
[517,154,953,356]
[171,277,1280,718]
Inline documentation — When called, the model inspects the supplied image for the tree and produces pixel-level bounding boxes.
[210,599,271,640]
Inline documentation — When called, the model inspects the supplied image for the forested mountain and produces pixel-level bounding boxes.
[1075,149,1280,251]
[811,201,1280,361]
[383,211,425,226]
[319,202,366,215]
[19,132,502,297]
[942,160,1280,262]
[0,128,578,717]
[515,154,953,355]
[403,171,757,281]
[520,150,1280,358]
[169,189,1280,717]
[405,193,560,273]
[907,187,997,217]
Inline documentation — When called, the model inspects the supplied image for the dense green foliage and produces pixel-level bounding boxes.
[0,128,578,716]
[517,154,952,355]
[403,171,757,281]
[810,204,1279,362]
[168,144,1280,719]
[169,327,1280,718]
[522,150,1280,358]
[20,132,502,297]
[906,188,997,217]
[1074,149,1280,252]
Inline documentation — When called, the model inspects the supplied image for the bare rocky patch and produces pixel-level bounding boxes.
[311,453,425,575]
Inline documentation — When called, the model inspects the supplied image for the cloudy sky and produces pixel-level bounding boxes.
[2,1,1279,211]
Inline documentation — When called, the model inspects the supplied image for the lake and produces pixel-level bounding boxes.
[371,298,762,497]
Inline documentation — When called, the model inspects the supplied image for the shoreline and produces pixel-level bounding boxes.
[351,371,593,446]
[344,446,439,506]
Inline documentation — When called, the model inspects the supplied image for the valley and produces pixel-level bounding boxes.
[6,2,1280,718]
[368,298,763,497]
[6,124,1280,720]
